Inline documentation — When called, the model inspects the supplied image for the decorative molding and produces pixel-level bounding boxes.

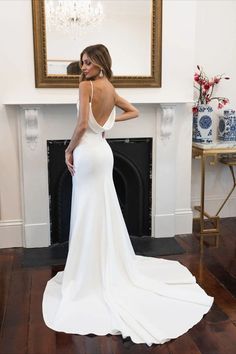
[159,104,176,140]
[22,107,40,150]
[0,219,23,227]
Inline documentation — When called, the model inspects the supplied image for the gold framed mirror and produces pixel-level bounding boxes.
[32,0,162,88]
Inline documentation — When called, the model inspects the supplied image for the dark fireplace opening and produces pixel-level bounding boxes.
[47,138,152,244]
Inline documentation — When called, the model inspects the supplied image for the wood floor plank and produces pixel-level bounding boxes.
[175,234,200,254]
[0,254,14,340]
[204,303,229,324]
[55,333,86,354]
[0,268,31,354]
[167,333,202,354]
[191,320,236,354]
[204,260,236,297]
[28,268,56,354]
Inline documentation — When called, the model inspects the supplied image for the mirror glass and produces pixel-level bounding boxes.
[45,0,152,76]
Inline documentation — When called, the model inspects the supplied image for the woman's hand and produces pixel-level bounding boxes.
[65,150,75,176]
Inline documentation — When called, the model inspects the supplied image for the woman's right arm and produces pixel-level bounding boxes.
[114,92,139,122]
[65,81,90,176]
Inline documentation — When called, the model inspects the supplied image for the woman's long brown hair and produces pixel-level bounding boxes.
[79,44,113,82]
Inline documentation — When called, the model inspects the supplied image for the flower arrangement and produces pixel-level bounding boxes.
[193,65,230,113]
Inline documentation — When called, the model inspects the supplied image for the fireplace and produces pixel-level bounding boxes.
[8,103,193,249]
[47,138,152,244]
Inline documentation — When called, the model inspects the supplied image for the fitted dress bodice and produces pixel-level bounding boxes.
[76,81,116,144]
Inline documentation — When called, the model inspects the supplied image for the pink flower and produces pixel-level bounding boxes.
[203,83,210,91]
[214,76,220,84]
[192,106,198,114]
[194,73,200,82]
[209,80,215,86]
[193,66,230,110]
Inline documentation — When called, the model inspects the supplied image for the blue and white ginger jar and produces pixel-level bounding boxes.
[192,104,213,143]
[218,109,236,142]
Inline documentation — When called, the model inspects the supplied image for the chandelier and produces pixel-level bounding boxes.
[45,0,105,37]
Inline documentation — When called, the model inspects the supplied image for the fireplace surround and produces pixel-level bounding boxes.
[9,101,193,247]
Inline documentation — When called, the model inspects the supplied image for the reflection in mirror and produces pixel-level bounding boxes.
[32,0,162,87]
[45,0,152,76]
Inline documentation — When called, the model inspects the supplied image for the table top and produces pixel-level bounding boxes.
[192,142,236,155]
[193,142,236,149]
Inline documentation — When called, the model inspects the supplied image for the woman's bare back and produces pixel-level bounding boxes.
[90,79,116,127]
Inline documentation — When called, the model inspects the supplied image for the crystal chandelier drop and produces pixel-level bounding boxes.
[45,0,105,37]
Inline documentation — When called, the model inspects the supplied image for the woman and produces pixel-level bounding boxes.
[64,44,139,176]
[42,44,213,346]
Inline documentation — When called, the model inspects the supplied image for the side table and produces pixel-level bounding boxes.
[192,142,236,251]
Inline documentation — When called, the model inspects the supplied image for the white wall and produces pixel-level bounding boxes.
[0,0,196,104]
[192,0,236,217]
[0,0,197,247]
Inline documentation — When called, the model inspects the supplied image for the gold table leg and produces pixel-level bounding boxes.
[216,164,236,216]
[194,154,220,252]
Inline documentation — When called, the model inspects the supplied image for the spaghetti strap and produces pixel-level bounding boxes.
[90,80,93,103]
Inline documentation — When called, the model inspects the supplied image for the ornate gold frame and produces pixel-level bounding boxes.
[32,0,162,88]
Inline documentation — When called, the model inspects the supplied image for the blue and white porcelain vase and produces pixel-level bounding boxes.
[218,109,236,142]
[192,104,213,143]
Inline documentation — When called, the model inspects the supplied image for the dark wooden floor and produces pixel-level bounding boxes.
[0,218,236,354]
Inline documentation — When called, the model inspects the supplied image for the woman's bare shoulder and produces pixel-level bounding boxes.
[78,81,91,100]
[79,81,91,89]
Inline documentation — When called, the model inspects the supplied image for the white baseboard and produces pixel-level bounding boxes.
[24,223,50,248]
[0,220,50,248]
[154,213,175,238]
[154,208,193,238]
[175,208,193,235]
[0,220,23,248]
[1,209,193,248]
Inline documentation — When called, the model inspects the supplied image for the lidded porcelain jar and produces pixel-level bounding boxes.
[218,109,236,141]
[192,104,213,143]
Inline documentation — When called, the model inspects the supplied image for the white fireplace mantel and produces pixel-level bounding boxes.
[6,101,193,248]
[19,103,178,144]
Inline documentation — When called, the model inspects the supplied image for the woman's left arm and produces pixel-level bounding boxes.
[114,92,139,122]
[65,81,90,175]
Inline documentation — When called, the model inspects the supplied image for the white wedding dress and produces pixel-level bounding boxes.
[42,81,213,346]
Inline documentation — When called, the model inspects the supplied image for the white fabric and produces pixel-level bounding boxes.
[42,87,213,345]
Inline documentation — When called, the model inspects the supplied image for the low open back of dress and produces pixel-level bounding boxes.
[77,80,116,135]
